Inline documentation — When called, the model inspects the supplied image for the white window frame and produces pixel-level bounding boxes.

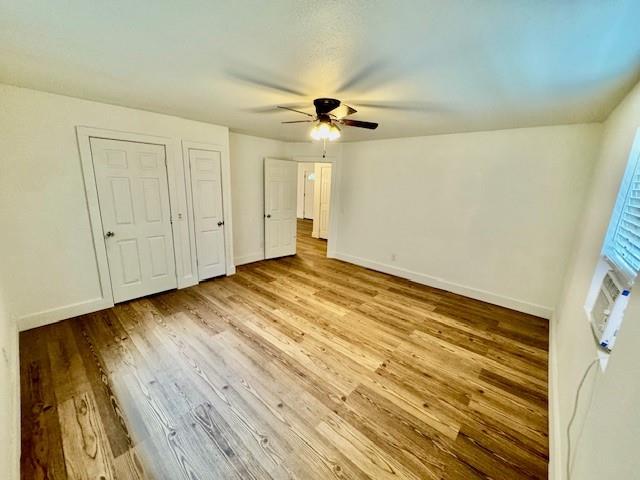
[602,128,640,282]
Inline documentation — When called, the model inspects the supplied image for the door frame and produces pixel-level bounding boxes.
[182,140,235,278]
[77,126,185,309]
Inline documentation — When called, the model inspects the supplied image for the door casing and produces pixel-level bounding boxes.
[77,128,235,312]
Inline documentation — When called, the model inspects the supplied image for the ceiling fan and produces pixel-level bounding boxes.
[279,98,378,142]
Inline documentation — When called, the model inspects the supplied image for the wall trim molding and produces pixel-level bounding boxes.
[18,297,112,332]
[234,251,265,267]
[11,319,20,480]
[548,316,563,479]
[333,251,554,319]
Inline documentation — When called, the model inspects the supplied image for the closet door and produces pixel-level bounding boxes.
[189,148,227,280]
[91,137,177,303]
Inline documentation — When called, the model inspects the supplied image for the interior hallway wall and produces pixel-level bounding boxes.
[335,124,602,317]
[551,80,640,480]
[229,133,287,265]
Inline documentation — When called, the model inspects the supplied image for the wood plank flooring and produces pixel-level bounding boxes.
[20,219,549,479]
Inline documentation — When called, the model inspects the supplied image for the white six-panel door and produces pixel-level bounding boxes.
[318,163,332,239]
[91,137,177,303]
[264,158,297,259]
[303,167,315,219]
[189,148,227,280]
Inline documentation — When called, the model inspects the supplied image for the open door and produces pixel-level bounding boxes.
[264,158,297,259]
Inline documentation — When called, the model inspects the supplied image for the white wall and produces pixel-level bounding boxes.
[551,81,640,479]
[0,84,229,330]
[334,124,602,317]
[285,142,342,162]
[0,285,19,480]
[229,133,286,265]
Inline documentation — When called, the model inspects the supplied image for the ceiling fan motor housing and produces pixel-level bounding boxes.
[314,98,341,115]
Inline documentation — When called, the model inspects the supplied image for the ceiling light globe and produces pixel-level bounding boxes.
[310,125,321,140]
[318,123,331,137]
[328,125,341,141]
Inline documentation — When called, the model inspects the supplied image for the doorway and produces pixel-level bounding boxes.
[295,161,333,242]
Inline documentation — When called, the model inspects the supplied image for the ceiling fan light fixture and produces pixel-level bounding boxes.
[328,124,341,141]
[310,123,321,140]
[310,121,340,141]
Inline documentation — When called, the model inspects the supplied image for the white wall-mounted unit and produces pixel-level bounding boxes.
[589,267,631,352]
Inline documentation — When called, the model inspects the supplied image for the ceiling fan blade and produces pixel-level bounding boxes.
[227,69,306,96]
[339,119,378,130]
[281,120,313,123]
[336,59,390,92]
[351,101,448,112]
[330,103,357,119]
[278,106,314,117]
[245,103,309,114]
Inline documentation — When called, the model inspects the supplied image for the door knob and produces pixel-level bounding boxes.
[105,231,115,238]
[217,221,224,226]
[266,214,271,218]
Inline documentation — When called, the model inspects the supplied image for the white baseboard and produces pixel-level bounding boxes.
[18,297,113,332]
[234,251,265,267]
[548,316,562,480]
[332,252,554,319]
[11,319,20,480]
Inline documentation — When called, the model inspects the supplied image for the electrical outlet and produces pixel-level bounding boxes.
[391,253,397,262]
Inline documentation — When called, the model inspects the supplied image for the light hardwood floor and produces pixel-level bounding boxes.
[20,219,548,479]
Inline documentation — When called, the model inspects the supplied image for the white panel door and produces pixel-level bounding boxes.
[91,137,177,303]
[303,167,315,219]
[318,163,332,239]
[265,158,297,259]
[189,148,226,280]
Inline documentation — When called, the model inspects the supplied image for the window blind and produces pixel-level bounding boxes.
[605,150,640,280]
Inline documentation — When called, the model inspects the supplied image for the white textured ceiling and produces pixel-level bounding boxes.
[1,1,640,141]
